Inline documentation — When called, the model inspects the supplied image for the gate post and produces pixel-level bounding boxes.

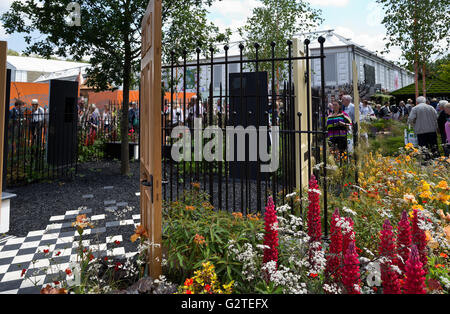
[293,39,312,191]
[0,42,7,195]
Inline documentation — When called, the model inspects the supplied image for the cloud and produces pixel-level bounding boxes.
[309,0,350,7]
[366,1,384,27]
[333,26,403,62]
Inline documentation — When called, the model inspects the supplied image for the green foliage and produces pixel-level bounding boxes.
[238,0,322,82]
[162,186,263,290]
[7,49,20,56]
[376,0,449,68]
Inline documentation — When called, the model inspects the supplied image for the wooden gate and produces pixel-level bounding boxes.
[0,42,7,195]
[140,0,162,278]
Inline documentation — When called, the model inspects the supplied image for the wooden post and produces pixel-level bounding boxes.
[0,42,7,196]
[140,0,162,279]
[293,39,312,190]
[352,60,360,143]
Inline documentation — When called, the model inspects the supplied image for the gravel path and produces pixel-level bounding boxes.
[5,160,140,238]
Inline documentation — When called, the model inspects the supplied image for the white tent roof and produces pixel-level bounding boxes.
[34,65,90,83]
[6,56,88,73]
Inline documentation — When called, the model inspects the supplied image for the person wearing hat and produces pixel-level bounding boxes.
[430,98,439,110]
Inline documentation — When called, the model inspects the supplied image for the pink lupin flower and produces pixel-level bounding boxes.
[341,242,361,294]
[404,245,426,294]
[379,219,401,294]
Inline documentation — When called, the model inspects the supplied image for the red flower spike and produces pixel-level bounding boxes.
[341,242,361,294]
[307,176,322,268]
[412,210,428,274]
[397,211,412,274]
[404,245,426,294]
[325,208,343,283]
[379,219,401,294]
[263,197,279,268]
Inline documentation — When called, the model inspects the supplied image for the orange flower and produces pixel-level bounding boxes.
[194,234,206,246]
[247,213,260,221]
[40,285,68,294]
[72,214,93,229]
[440,253,448,258]
[184,278,193,286]
[435,264,445,269]
[130,225,148,243]
[232,212,243,219]
[185,205,196,211]
[191,182,200,190]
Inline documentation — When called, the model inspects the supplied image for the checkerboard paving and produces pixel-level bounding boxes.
[0,189,142,294]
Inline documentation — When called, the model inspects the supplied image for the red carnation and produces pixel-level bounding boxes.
[263,197,279,267]
[412,210,428,274]
[379,219,401,294]
[325,208,343,283]
[404,245,426,294]
[341,242,361,294]
[397,211,412,274]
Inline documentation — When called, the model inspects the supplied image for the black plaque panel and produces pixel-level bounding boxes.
[47,80,78,166]
[228,72,269,180]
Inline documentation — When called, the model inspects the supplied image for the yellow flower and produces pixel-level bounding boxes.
[405,143,414,150]
[412,204,424,211]
[437,181,449,190]
[71,214,93,229]
[419,191,432,199]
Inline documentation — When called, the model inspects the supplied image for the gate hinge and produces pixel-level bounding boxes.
[141,175,154,203]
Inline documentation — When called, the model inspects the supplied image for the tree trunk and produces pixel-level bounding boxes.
[422,64,427,98]
[414,58,419,100]
[121,42,131,175]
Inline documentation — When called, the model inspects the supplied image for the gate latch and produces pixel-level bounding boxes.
[141,175,154,203]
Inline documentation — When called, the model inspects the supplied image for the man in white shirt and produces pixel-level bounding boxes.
[342,95,355,122]
[360,100,375,119]
[31,99,45,149]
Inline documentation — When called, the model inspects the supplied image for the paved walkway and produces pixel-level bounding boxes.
[0,187,141,294]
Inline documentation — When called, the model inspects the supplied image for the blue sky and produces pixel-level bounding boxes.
[0,0,402,62]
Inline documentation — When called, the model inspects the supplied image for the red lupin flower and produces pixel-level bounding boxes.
[404,245,426,294]
[263,197,279,267]
[397,211,412,274]
[412,210,428,274]
[379,219,401,294]
[341,242,361,294]
[325,208,343,283]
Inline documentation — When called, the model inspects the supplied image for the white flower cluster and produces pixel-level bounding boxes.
[323,283,342,294]
[342,207,357,216]
[335,217,354,236]
[308,188,322,195]
[228,241,260,282]
[262,262,308,294]
[285,192,297,199]
[277,204,291,214]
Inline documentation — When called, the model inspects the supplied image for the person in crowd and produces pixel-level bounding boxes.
[128,102,139,132]
[390,102,400,120]
[374,104,381,118]
[87,104,99,146]
[437,100,449,147]
[10,99,25,153]
[342,95,355,123]
[443,102,450,156]
[430,98,439,110]
[407,96,439,157]
[398,101,408,119]
[30,99,45,149]
[360,100,375,119]
[103,106,112,133]
[406,99,414,113]
[326,101,352,154]
[378,102,391,119]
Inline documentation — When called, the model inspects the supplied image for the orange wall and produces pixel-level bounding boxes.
[9,82,49,109]
[87,90,140,109]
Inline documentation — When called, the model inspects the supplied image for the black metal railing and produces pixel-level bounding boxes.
[160,37,330,234]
